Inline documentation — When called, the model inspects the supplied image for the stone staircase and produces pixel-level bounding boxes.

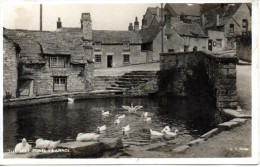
[94,76,119,90]
[106,71,157,91]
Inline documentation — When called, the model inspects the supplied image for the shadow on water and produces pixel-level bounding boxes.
[4,96,223,152]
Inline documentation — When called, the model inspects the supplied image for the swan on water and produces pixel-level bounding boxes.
[14,138,32,154]
[122,103,143,113]
[163,129,179,137]
[68,98,74,102]
[76,133,100,141]
[150,129,164,136]
[35,138,60,149]
[116,114,125,119]
[142,112,148,118]
[114,118,120,125]
[97,125,106,133]
[161,126,171,133]
[144,117,152,122]
[122,125,130,135]
[102,110,110,116]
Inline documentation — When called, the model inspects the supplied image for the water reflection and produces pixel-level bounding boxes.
[4,97,217,152]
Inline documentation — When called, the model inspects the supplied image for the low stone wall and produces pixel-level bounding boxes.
[159,51,238,110]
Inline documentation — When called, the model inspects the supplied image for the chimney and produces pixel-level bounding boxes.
[214,14,219,26]
[142,15,148,29]
[134,17,139,31]
[128,23,133,31]
[81,13,92,41]
[156,6,160,16]
[201,14,205,27]
[57,17,62,29]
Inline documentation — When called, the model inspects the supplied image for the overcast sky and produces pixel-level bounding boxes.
[2,3,161,31]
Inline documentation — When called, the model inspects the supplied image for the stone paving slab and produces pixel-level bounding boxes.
[172,145,190,153]
[200,128,219,140]
[229,118,248,124]
[188,138,204,146]
[217,121,240,130]
[223,109,251,118]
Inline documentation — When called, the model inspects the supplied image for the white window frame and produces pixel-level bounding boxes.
[123,54,130,63]
[53,77,67,91]
[50,55,65,68]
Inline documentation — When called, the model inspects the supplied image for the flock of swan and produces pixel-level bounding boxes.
[14,101,179,154]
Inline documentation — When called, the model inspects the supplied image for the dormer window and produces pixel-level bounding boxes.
[229,24,234,35]
[50,55,65,68]
[123,41,130,51]
[94,42,102,51]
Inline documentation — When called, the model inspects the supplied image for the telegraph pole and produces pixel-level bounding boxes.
[40,4,42,31]
[161,3,164,53]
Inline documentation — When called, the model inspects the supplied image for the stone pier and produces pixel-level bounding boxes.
[159,51,238,110]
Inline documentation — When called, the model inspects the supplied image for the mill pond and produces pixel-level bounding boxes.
[4,96,222,154]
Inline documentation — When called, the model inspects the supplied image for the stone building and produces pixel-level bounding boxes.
[3,36,19,99]
[3,13,94,97]
[140,17,208,62]
[204,3,251,52]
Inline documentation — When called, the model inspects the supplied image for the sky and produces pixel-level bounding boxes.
[2,2,161,31]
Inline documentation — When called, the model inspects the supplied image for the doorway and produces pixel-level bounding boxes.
[107,55,113,68]
[208,40,212,51]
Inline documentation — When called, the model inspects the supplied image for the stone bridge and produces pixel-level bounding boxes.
[158,51,238,110]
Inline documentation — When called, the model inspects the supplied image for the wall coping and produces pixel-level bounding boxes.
[160,51,239,63]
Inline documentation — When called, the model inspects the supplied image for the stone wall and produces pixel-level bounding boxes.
[3,38,18,98]
[159,51,238,110]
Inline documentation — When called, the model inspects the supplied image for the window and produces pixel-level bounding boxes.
[123,41,130,51]
[94,42,101,51]
[193,46,198,51]
[168,49,175,53]
[123,55,130,63]
[242,19,248,35]
[50,56,65,67]
[95,55,101,63]
[53,77,67,91]
[216,39,222,48]
[184,46,189,52]
[229,24,234,35]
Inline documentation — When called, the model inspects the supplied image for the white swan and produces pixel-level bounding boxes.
[122,125,130,133]
[163,129,179,137]
[122,103,143,113]
[102,110,110,116]
[150,129,164,136]
[47,140,61,149]
[142,112,148,118]
[14,138,32,154]
[144,117,152,122]
[114,118,120,125]
[117,114,125,119]
[97,125,106,133]
[35,138,60,149]
[161,126,171,133]
[76,133,100,141]
[68,98,74,102]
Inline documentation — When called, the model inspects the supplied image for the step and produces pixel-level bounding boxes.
[118,78,150,82]
[122,75,156,79]
[125,71,158,75]
[106,87,129,91]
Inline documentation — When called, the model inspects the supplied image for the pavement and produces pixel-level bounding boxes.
[94,63,160,76]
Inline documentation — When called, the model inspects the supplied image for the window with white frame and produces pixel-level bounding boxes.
[95,55,102,63]
[216,39,222,48]
[53,77,67,91]
[50,56,65,67]
[123,54,130,63]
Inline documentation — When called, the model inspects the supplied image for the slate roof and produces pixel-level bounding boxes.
[139,25,160,43]
[92,30,142,44]
[165,3,201,16]
[147,7,169,16]
[171,20,208,37]
[3,28,88,64]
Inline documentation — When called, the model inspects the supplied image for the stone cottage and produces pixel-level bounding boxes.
[3,13,94,97]
[204,3,251,52]
[139,17,208,62]
[3,36,19,98]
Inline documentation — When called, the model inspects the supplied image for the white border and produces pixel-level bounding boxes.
[0,0,259,165]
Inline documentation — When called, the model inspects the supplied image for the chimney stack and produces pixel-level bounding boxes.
[201,14,205,27]
[128,23,133,31]
[142,15,148,29]
[156,6,160,16]
[81,13,92,41]
[134,17,139,31]
[214,14,219,26]
[57,17,62,29]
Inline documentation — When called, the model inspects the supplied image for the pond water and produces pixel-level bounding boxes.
[4,96,218,152]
